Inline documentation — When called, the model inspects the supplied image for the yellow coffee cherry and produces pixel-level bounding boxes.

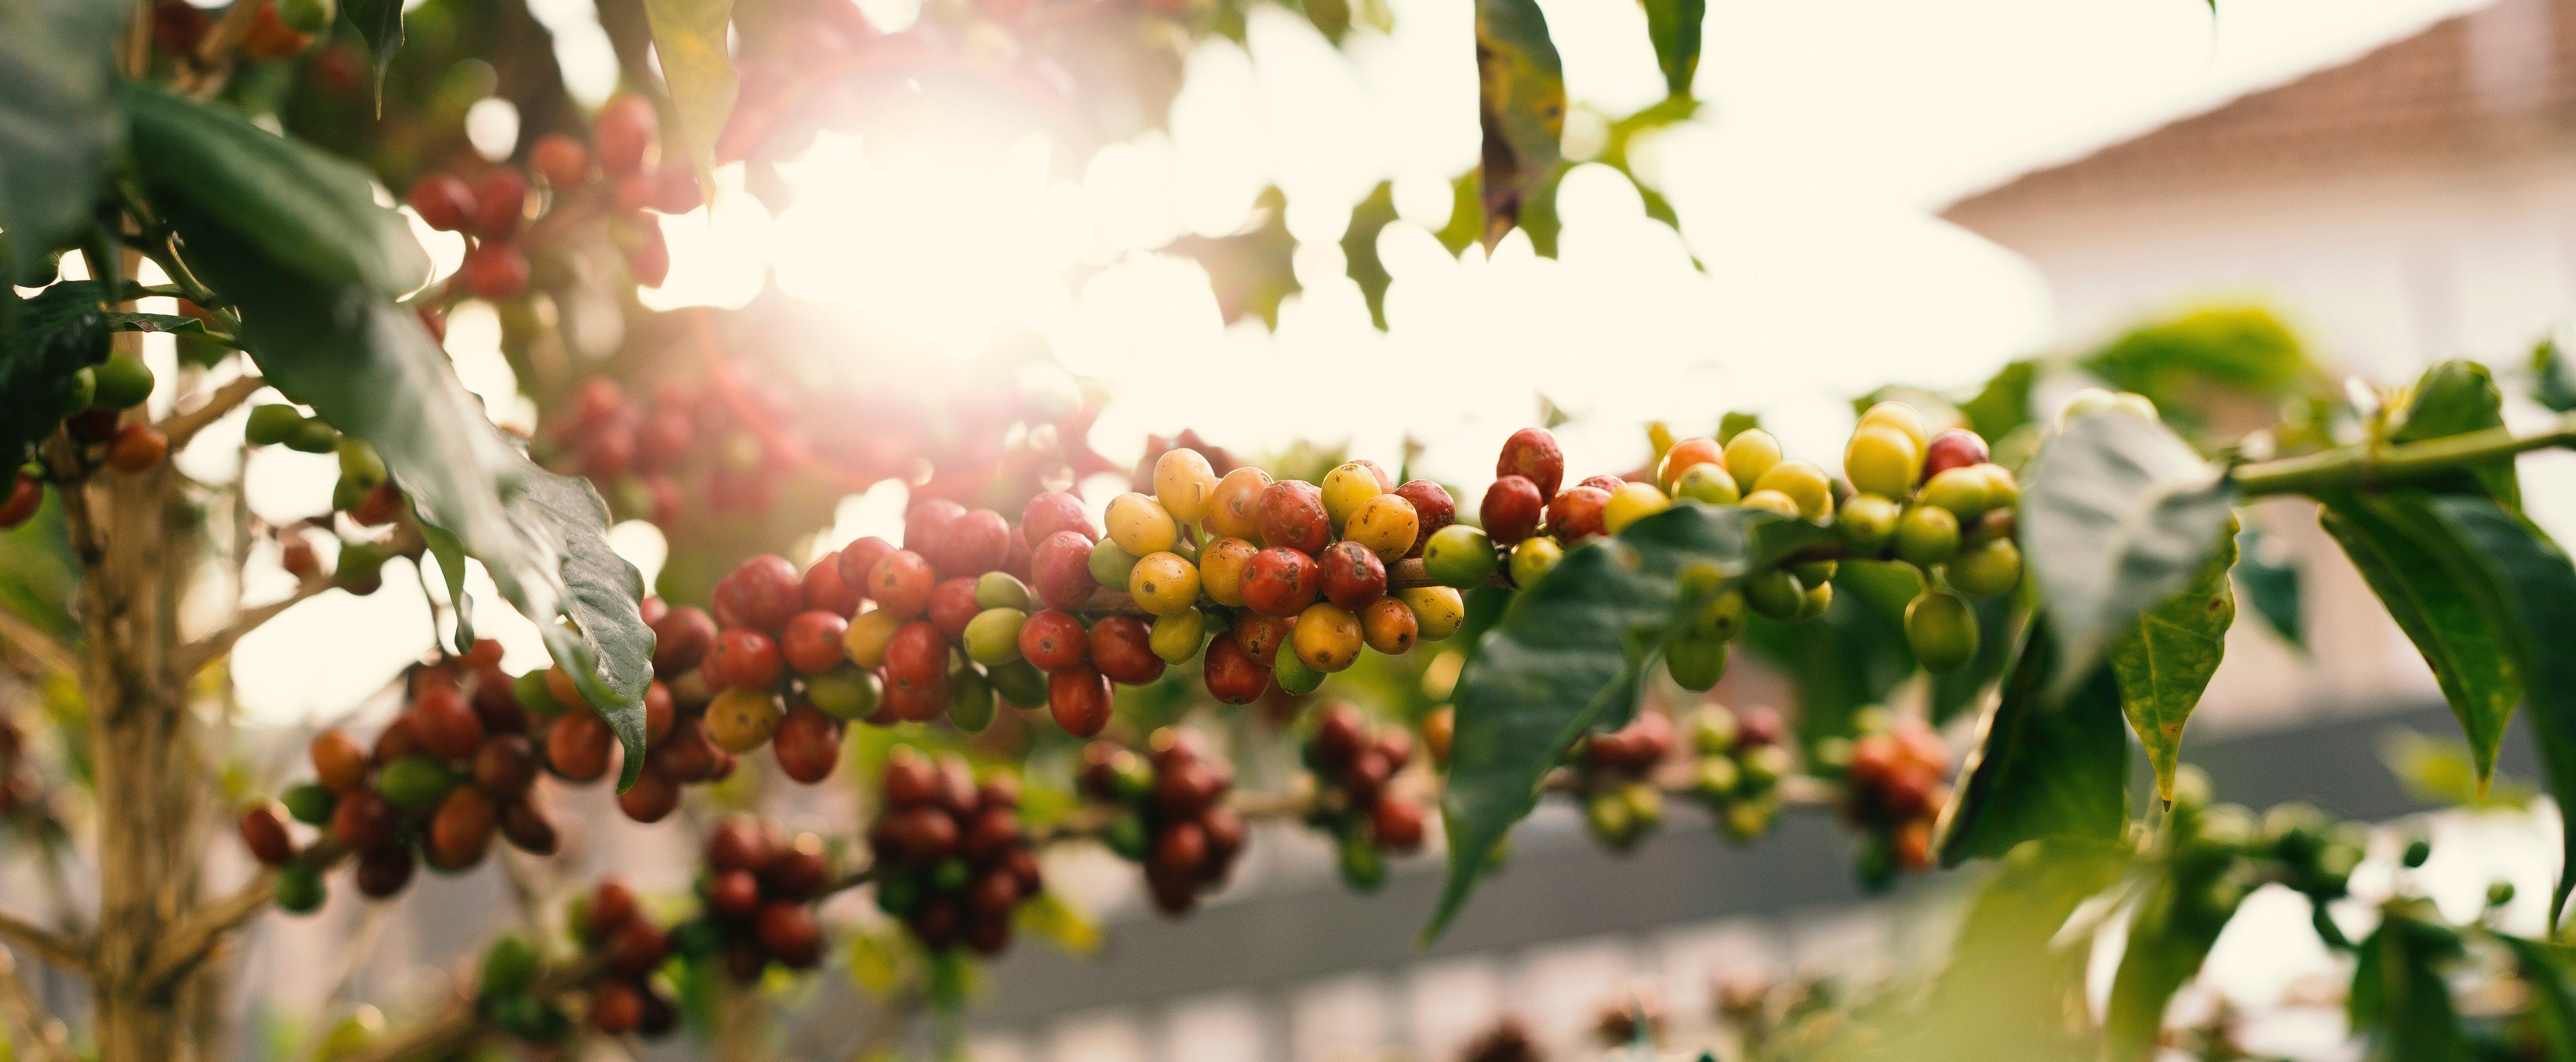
[1740,490,1801,519]
[705,689,785,753]
[1895,505,1960,567]
[1839,494,1900,554]
[1722,429,1783,492]
[1154,448,1219,525]
[1602,482,1671,535]
[2059,387,2157,429]
[1857,401,1928,453]
[1753,460,1834,520]
[1197,537,1258,607]
[1673,463,1739,506]
[1106,492,1179,556]
[1293,602,1364,673]
[1919,467,1990,524]
[1508,537,1562,587]
[1974,463,2019,511]
[1127,552,1201,616]
[843,608,904,668]
[1320,461,1389,531]
[1842,425,1920,500]
[1399,586,1465,641]
[1343,493,1420,562]
[1688,588,1747,640]
[1793,580,1834,621]
[1150,609,1208,663]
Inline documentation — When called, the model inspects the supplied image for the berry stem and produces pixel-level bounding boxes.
[2231,412,2576,498]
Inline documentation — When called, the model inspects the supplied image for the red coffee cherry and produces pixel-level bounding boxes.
[407,172,476,232]
[1088,615,1163,686]
[354,846,415,897]
[331,790,402,853]
[1230,614,1292,667]
[108,424,168,472]
[312,728,370,794]
[779,611,849,674]
[1029,531,1099,610]
[239,803,294,866]
[708,868,762,918]
[1018,609,1090,672]
[883,621,948,694]
[409,686,484,759]
[1497,427,1565,498]
[529,133,590,186]
[629,221,670,288]
[1372,797,1426,853]
[801,557,861,616]
[1921,429,1991,484]
[460,242,530,301]
[1047,666,1112,737]
[474,734,538,796]
[546,710,615,782]
[1317,541,1387,610]
[428,786,498,869]
[943,509,1013,577]
[868,550,937,619]
[1239,547,1318,618]
[730,556,805,631]
[1393,480,1455,557]
[1,473,44,530]
[588,879,638,938]
[616,768,680,823]
[927,578,982,640]
[835,537,896,595]
[1021,491,1096,543]
[1480,475,1546,545]
[1200,635,1270,706]
[758,902,824,969]
[470,169,529,238]
[500,800,559,854]
[1547,486,1611,541]
[594,94,658,179]
[771,707,842,784]
[709,629,783,691]
[1256,480,1331,554]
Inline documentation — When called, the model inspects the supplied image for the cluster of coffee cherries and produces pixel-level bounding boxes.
[16,353,164,497]
[1081,730,1246,916]
[1683,704,1792,844]
[1574,712,1678,851]
[866,748,1045,956]
[1298,703,1427,889]
[255,645,569,910]
[539,375,801,522]
[1834,710,1950,889]
[407,93,688,302]
[509,596,757,821]
[1092,449,1468,704]
[567,880,684,1038]
[663,818,835,983]
[232,403,423,595]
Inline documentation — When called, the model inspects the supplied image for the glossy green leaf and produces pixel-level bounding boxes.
[2318,493,2519,796]
[165,209,654,790]
[343,0,404,107]
[1426,504,1827,942]
[0,0,122,281]
[2233,522,2301,649]
[124,84,429,298]
[1,281,110,465]
[2414,495,2576,926]
[2109,526,2236,803]
[2531,336,2576,414]
[2393,360,2518,511]
[2021,409,2236,694]
[641,0,738,186]
[1934,612,2129,867]
[2503,935,2576,1060]
[2348,900,2464,1062]
[1473,0,1564,250]
[1638,0,1702,99]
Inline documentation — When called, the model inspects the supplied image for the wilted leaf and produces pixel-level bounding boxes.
[2109,528,2236,803]
[2021,411,2237,693]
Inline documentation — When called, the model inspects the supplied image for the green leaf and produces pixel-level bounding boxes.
[1474,0,1564,250]
[2232,522,2301,649]
[1934,612,2129,867]
[1341,182,1397,330]
[166,209,654,790]
[1637,0,1702,99]
[0,0,123,281]
[418,518,476,656]
[2411,496,2576,927]
[2109,526,2236,803]
[641,0,738,187]
[1,281,111,466]
[1172,187,1297,328]
[342,0,404,108]
[2378,729,2532,811]
[2531,336,2576,415]
[2317,493,2519,796]
[1426,504,1827,942]
[2503,935,2576,1060]
[124,84,429,298]
[2079,307,2312,435]
[0,483,80,643]
[2393,360,2518,511]
[2020,410,2238,693]
[2348,900,2464,1062]
[1866,838,2128,1060]
[103,311,211,337]
[1956,359,2039,443]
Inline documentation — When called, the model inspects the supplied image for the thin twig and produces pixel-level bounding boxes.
[159,374,268,452]
[0,945,76,1062]
[0,911,88,973]
[143,843,348,990]
[330,954,607,1062]
[174,575,334,677]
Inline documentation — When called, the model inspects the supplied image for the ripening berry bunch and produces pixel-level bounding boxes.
[1080,730,1246,917]
[566,879,684,1038]
[865,748,1046,956]
[1574,711,1678,852]
[10,347,163,514]
[1299,703,1428,890]
[1834,711,1952,888]
[407,93,685,302]
[666,817,836,981]
[1683,704,1792,844]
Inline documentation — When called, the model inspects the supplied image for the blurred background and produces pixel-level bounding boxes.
[18,0,2576,1057]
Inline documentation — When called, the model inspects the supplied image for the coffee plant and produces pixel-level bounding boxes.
[8,0,2576,1055]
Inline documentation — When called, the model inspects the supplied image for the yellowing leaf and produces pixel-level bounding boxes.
[641,0,738,189]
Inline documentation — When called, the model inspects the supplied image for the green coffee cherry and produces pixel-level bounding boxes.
[514,670,564,716]
[947,665,996,733]
[804,666,881,720]
[1947,538,2022,596]
[1689,709,1737,755]
[1423,524,1498,588]
[1104,812,1149,860]
[1088,538,1140,587]
[1585,791,1635,848]
[282,782,338,825]
[58,367,96,416]
[1744,570,1805,621]
[274,862,326,914]
[89,355,155,410]
[337,440,387,489]
[1338,829,1386,890]
[1623,781,1664,828]
[1672,463,1739,506]
[287,417,341,454]
[1740,745,1792,790]
[1149,609,1207,664]
[1839,494,1899,554]
[1507,536,1562,588]
[245,404,303,447]
[1273,648,1325,695]
[479,936,540,999]
[1904,589,1978,673]
[1721,798,1772,843]
[1690,590,1747,641]
[1919,468,1990,524]
[377,753,456,810]
[987,659,1048,708]
[1894,505,1960,567]
[1665,628,1727,691]
[1792,580,1833,621]
[974,572,1031,611]
[1691,757,1740,801]
[962,608,1027,665]
[875,876,920,916]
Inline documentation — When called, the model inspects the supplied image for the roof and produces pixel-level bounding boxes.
[1945,0,2576,224]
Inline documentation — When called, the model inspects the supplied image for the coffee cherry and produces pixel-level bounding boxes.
[801,559,861,617]
[1657,437,1725,492]
[1089,615,1164,686]
[942,509,1013,577]
[1921,429,1989,483]
[332,789,402,853]
[1399,587,1465,641]
[1507,537,1562,588]
[1422,525,1496,588]
[2057,387,2123,427]
[1722,430,1783,492]
[1343,494,1418,562]
[1480,475,1546,545]
[704,688,784,752]
[1018,609,1090,672]
[91,355,155,409]
[883,621,947,693]
[1241,547,1319,617]
[1750,461,1831,521]
[355,846,416,898]
[471,169,528,237]
[973,572,1031,612]
[1022,491,1096,544]
[1318,540,1387,609]
[949,668,998,731]
[1546,487,1611,541]
[649,606,716,676]
[989,659,1048,708]
[1948,538,2022,597]
[963,608,1027,665]
[710,629,783,691]
[1844,425,1920,500]
[1919,467,1991,524]
[471,734,538,797]
[773,610,846,675]
[773,707,842,783]
[408,173,476,231]
[1839,494,1900,555]
[1127,552,1201,616]
[1602,482,1670,536]
[107,424,167,472]
[926,577,982,640]
[868,550,938,619]
[757,902,823,968]
[1029,530,1100,610]
[1857,401,1928,453]
[1895,505,1960,567]
[1744,569,1806,622]
[834,537,897,595]
[1666,626,1728,691]
[1149,448,1218,524]
[0,473,42,531]
[460,242,530,300]
[1088,538,1141,590]
[499,800,558,854]
[1196,537,1258,606]
[1200,636,1270,706]
[1496,427,1565,497]
[1906,589,1978,672]
[1671,463,1740,507]
[1248,479,1326,554]
[240,803,295,866]
[805,666,882,720]
[544,711,613,780]
[1319,462,1387,532]
[1047,666,1113,736]
[1149,609,1208,664]
[312,728,369,793]
[409,686,484,759]
[1292,603,1363,673]
[1360,596,1418,655]
[842,609,902,669]
[1229,614,1292,666]
[430,785,499,867]
[1102,493,1176,557]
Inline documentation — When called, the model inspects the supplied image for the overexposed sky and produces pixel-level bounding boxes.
[222,0,2495,721]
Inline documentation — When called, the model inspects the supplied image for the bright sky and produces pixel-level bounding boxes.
[206,0,2494,722]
